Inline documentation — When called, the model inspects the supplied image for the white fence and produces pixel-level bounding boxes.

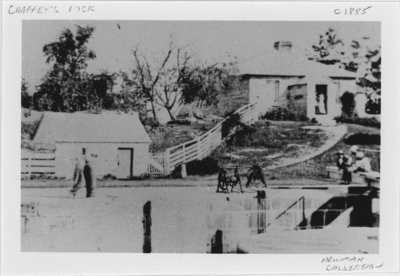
[21,151,56,178]
[147,103,258,176]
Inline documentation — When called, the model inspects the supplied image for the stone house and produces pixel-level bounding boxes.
[219,41,358,124]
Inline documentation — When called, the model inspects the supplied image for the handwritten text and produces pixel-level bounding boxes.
[334,6,372,15]
[8,4,96,15]
[321,256,383,272]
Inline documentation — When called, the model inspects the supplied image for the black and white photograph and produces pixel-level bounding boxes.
[1,1,399,275]
[20,20,381,254]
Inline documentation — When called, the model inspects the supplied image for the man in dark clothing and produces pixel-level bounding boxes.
[83,158,96,198]
[336,150,352,184]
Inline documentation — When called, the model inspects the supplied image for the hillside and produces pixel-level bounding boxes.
[268,124,380,179]
[211,120,330,172]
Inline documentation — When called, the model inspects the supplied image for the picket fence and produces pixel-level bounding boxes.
[21,151,56,178]
[147,103,258,177]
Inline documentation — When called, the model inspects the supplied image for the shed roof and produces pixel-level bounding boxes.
[238,54,357,79]
[33,112,151,144]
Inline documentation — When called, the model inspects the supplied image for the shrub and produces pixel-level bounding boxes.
[262,106,309,122]
[225,124,257,147]
[103,173,117,180]
[167,119,191,125]
[334,115,380,128]
[344,133,380,145]
[365,98,381,114]
[221,113,242,138]
[186,157,220,176]
[141,116,159,128]
[340,91,356,117]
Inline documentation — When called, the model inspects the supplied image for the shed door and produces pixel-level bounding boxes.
[117,148,133,179]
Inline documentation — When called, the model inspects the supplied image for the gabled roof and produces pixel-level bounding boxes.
[33,112,151,144]
[238,54,357,79]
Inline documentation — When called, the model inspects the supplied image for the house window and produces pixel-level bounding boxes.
[274,81,280,102]
[294,95,303,100]
[82,148,86,155]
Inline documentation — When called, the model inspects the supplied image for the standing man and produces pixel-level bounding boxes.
[70,149,86,196]
[337,150,352,184]
[83,153,97,198]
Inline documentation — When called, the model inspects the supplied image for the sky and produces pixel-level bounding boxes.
[22,21,380,93]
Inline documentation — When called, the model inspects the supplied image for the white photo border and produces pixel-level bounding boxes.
[1,1,399,275]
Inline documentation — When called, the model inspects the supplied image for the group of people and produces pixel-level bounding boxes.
[70,149,96,198]
[336,145,371,184]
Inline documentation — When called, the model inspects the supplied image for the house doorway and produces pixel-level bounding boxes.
[315,85,328,114]
[117,148,133,179]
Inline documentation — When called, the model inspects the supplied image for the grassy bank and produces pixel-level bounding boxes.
[268,124,380,180]
[211,120,328,172]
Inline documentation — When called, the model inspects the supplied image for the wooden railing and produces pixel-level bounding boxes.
[21,151,56,178]
[148,103,258,176]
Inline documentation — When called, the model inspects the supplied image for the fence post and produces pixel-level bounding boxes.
[182,144,185,165]
[27,157,31,179]
[211,229,223,253]
[197,137,201,160]
[257,190,267,234]
[142,201,152,253]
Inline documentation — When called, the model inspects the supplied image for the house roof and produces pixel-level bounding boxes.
[238,54,357,79]
[33,112,151,144]
[290,74,337,86]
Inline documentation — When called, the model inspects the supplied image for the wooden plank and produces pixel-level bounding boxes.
[184,143,198,153]
[170,155,185,164]
[30,167,56,173]
[30,172,55,176]
[31,153,55,159]
[184,147,199,157]
[28,160,56,166]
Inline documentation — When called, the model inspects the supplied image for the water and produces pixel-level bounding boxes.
[21,186,379,253]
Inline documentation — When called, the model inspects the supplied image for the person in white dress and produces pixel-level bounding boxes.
[317,94,326,114]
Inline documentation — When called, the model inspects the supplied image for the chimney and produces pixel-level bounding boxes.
[273,41,292,54]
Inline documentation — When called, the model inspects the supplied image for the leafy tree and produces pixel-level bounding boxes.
[33,25,97,112]
[112,71,147,115]
[309,28,381,93]
[84,71,116,112]
[358,47,381,93]
[309,28,381,116]
[309,28,345,66]
[180,61,238,108]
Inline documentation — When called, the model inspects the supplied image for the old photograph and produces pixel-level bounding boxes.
[20,20,381,254]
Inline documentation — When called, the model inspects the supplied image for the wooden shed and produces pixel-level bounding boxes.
[33,112,151,179]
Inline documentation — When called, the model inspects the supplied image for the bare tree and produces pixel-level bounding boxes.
[126,42,191,122]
